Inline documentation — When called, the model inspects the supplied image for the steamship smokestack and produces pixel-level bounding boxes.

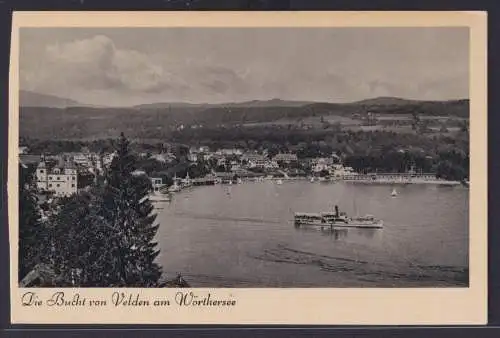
[335,205,339,217]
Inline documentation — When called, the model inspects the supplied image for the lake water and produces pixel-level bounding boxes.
[155,180,469,287]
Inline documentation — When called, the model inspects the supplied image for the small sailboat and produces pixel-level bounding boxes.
[168,174,181,192]
[310,177,315,183]
[276,179,283,185]
[168,181,181,193]
[391,188,398,197]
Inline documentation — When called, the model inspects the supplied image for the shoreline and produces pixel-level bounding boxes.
[341,179,463,185]
[149,176,466,213]
[150,175,465,197]
[171,175,465,186]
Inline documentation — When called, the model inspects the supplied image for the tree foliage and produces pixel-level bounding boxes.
[40,133,162,287]
[18,164,46,280]
[100,133,162,286]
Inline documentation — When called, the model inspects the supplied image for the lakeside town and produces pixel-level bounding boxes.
[20,141,466,210]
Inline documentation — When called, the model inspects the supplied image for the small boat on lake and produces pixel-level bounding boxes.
[168,183,181,193]
[276,179,283,185]
[391,188,398,197]
[294,205,383,229]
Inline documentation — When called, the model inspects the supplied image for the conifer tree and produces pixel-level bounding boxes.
[99,132,162,286]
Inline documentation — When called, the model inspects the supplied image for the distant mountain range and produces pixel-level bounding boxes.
[19,90,316,108]
[19,90,86,108]
[19,90,468,110]
[352,96,425,106]
[133,98,315,109]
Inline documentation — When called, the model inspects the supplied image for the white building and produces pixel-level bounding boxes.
[188,152,198,162]
[312,158,333,173]
[329,164,356,178]
[217,158,227,167]
[61,152,91,167]
[242,153,267,168]
[150,177,165,192]
[102,152,117,167]
[74,153,90,166]
[217,148,243,156]
[273,153,298,163]
[150,152,177,164]
[150,153,168,163]
[264,160,279,170]
[131,169,147,177]
[36,160,78,197]
[248,158,266,169]
[203,153,214,161]
[230,163,242,171]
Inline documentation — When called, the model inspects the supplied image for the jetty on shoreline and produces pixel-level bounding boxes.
[341,173,462,185]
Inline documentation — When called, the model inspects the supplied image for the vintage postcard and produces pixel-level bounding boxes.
[9,11,487,324]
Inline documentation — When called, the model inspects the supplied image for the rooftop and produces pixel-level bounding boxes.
[21,154,42,165]
[37,159,77,171]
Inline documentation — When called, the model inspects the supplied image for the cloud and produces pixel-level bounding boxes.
[198,66,249,95]
[416,75,469,100]
[21,34,255,103]
[23,35,178,94]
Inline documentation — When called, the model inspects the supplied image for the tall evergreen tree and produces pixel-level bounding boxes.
[100,132,162,286]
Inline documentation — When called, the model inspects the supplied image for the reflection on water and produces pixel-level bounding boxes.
[322,228,349,241]
[155,181,469,287]
[295,226,378,241]
[295,226,349,240]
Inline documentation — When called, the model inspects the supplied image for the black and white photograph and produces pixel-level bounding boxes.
[17,25,471,289]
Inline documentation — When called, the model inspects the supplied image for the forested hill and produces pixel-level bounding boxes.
[19,97,469,140]
[133,98,314,109]
[301,98,469,117]
[20,90,86,108]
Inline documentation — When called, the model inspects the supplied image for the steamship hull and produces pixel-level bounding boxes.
[294,219,383,229]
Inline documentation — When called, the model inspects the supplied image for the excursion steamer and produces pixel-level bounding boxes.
[294,205,383,229]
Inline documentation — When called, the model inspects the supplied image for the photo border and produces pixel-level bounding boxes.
[3,6,489,330]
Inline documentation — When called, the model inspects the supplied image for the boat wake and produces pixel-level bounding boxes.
[169,212,282,225]
[250,244,468,287]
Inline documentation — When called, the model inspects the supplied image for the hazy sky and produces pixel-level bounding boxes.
[19,27,469,106]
